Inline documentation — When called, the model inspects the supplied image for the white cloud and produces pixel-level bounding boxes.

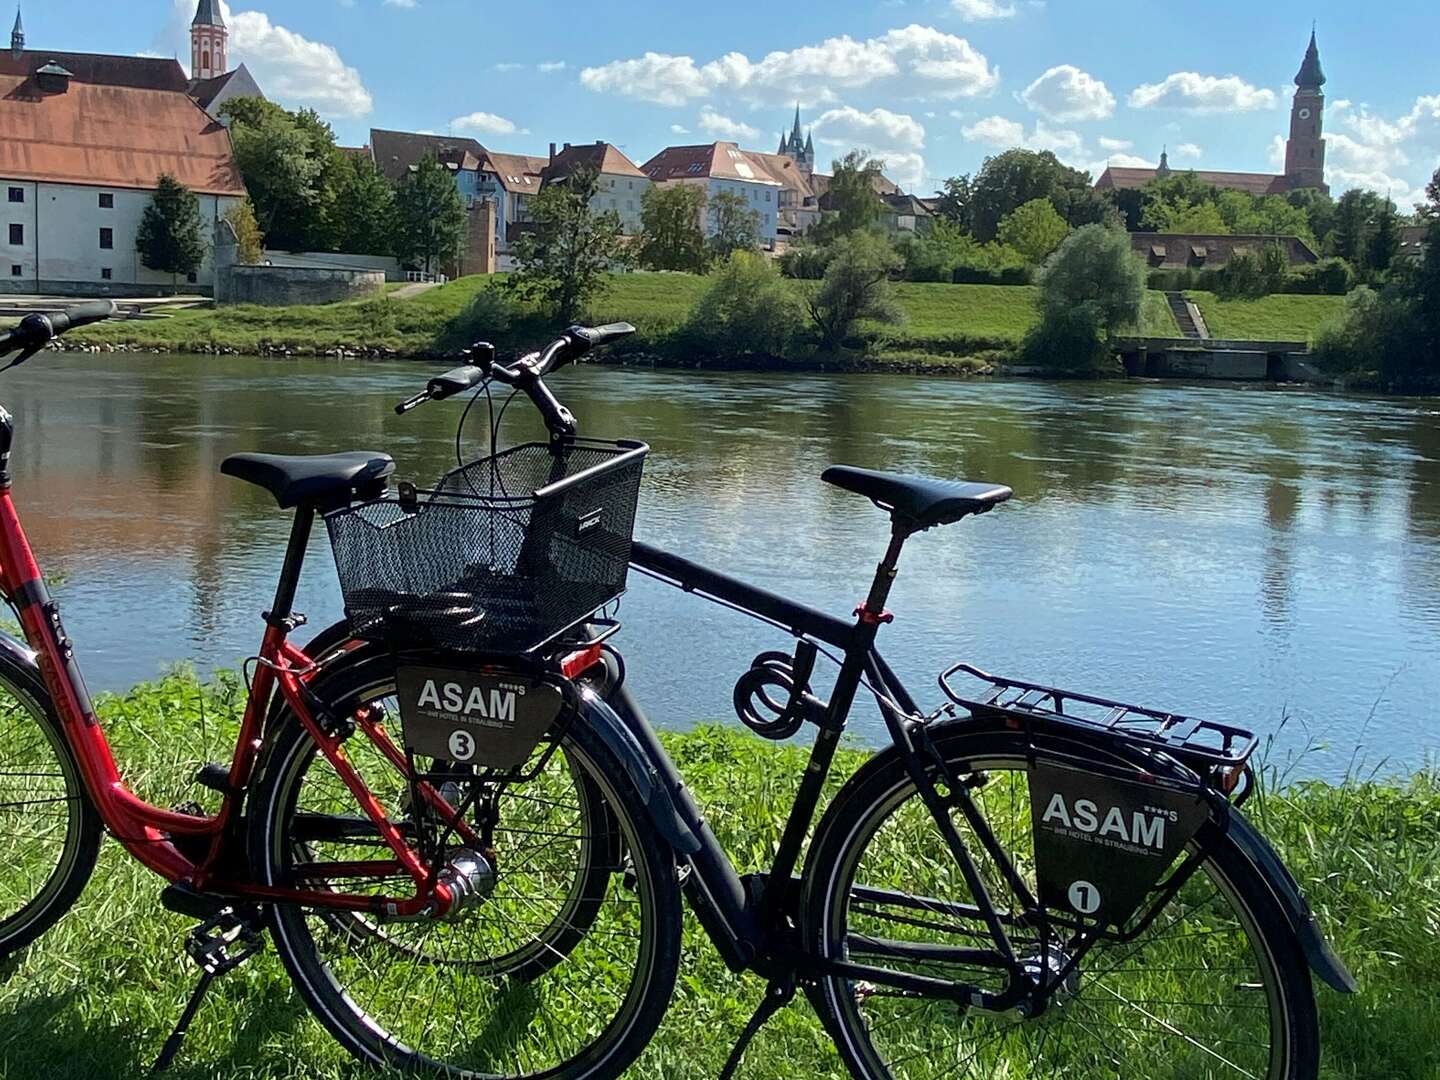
[813,105,926,151]
[875,152,928,192]
[493,62,525,72]
[961,114,1024,146]
[961,114,1085,166]
[1128,72,1277,114]
[697,107,760,141]
[165,1,372,119]
[1268,134,1287,170]
[580,24,999,106]
[1021,65,1114,122]
[537,60,567,73]
[1105,152,1154,168]
[670,124,691,135]
[382,0,416,7]
[1322,95,1440,208]
[451,111,521,135]
[950,0,1017,20]
[1098,136,1133,152]
[1175,142,1202,159]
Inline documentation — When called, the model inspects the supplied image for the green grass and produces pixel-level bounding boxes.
[0,669,1434,1077]
[1188,291,1347,342]
[67,274,1192,366]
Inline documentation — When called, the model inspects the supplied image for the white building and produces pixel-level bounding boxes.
[0,46,247,295]
[641,143,783,248]
[542,142,650,236]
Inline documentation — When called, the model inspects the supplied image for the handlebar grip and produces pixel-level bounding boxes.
[45,301,117,337]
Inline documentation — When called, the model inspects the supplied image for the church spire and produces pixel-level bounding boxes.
[10,4,23,59]
[1157,145,1171,176]
[791,103,803,143]
[1294,28,1325,89]
[192,0,225,27]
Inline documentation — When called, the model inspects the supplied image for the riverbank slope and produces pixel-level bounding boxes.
[56,273,1204,371]
[0,669,1432,1078]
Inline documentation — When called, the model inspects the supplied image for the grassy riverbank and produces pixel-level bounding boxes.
[0,668,1434,1077]
[1188,291,1347,342]
[65,273,1185,369]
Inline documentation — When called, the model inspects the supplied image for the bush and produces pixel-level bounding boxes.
[1312,286,1424,383]
[1288,257,1355,295]
[1021,302,1113,375]
[1213,252,1266,300]
[953,265,1032,286]
[683,251,802,359]
[779,242,832,281]
[802,231,904,353]
[450,282,516,343]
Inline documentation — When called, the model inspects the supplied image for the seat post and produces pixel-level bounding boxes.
[268,505,316,625]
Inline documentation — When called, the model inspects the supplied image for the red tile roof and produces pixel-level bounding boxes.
[1095,166,1290,197]
[484,151,548,194]
[0,50,189,92]
[0,65,246,197]
[641,142,782,185]
[543,142,647,182]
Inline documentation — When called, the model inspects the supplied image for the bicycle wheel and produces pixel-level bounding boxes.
[803,724,1319,1080]
[0,663,101,958]
[247,655,682,1078]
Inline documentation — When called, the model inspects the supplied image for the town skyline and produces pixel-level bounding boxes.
[10,0,1440,208]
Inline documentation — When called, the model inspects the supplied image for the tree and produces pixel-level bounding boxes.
[136,173,207,281]
[509,164,628,322]
[945,149,1103,241]
[638,184,708,272]
[1329,188,1384,266]
[932,175,972,229]
[803,231,903,353]
[392,154,467,277]
[1367,199,1400,276]
[1037,225,1143,330]
[1425,168,1440,219]
[997,198,1070,264]
[223,197,264,264]
[333,155,396,256]
[685,251,803,358]
[221,98,344,251]
[707,190,761,261]
[812,150,886,242]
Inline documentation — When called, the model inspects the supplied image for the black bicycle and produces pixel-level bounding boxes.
[291,325,1352,1080]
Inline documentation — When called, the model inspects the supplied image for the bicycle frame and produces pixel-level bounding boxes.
[0,466,469,918]
[620,537,1039,1008]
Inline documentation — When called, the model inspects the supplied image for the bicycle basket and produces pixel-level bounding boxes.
[325,439,647,653]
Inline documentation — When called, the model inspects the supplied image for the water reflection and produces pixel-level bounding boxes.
[6,354,1440,780]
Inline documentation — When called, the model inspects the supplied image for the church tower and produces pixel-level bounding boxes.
[1283,30,1328,193]
[190,0,227,81]
[10,5,23,59]
[778,105,815,173]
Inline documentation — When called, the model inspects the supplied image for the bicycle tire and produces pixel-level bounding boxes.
[801,723,1320,1080]
[0,661,101,959]
[247,653,682,1078]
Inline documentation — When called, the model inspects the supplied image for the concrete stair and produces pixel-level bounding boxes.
[1166,292,1205,339]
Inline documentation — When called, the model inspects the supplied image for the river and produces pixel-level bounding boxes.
[6,353,1439,781]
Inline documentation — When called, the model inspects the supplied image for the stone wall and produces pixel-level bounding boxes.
[216,265,385,307]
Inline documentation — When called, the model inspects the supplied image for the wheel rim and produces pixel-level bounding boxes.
[819,751,1290,1080]
[266,677,661,1078]
[0,674,86,943]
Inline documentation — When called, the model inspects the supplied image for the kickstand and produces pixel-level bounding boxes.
[719,978,796,1080]
[151,906,264,1073]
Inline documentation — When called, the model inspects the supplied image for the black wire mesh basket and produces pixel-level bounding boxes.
[325,439,648,653]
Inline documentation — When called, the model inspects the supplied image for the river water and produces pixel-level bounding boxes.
[6,353,1439,780]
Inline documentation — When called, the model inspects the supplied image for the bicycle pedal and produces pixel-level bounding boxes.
[184,906,264,977]
[194,763,232,794]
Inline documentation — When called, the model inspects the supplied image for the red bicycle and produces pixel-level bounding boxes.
[0,304,674,1076]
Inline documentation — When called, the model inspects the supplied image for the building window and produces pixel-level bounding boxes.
[9,265,20,277]
[99,227,114,250]
[99,193,114,209]
[7,224,21,246]
[186,272,198,284]
[6,187,22,204]
[101,268,112,280]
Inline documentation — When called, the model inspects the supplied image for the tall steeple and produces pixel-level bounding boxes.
[791,103,803,144]
[190,0,228,80]
[1157,145,1171,176]
[1284,28,1328,192]
[10,5,23,59]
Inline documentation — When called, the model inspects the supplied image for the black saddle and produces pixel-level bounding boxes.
[823,465,1012,531]
[221,451,395,509]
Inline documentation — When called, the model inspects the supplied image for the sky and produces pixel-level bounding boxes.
[15,0,1440,208]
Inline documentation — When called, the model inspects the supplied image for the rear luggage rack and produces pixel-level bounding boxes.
[939,663,1258,769]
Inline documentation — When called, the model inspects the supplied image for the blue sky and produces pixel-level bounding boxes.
[18,0,1440,206]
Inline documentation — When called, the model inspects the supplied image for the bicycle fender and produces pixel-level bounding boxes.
[0,627,43,696]
[574,685,702,856]
[1225,809,1357,993]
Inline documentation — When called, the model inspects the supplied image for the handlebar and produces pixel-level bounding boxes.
[393,322,636,435]
[0,300,117,362]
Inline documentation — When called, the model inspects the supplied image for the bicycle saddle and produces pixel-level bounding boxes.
[822,465,1012,531]
[221,451,395,509]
